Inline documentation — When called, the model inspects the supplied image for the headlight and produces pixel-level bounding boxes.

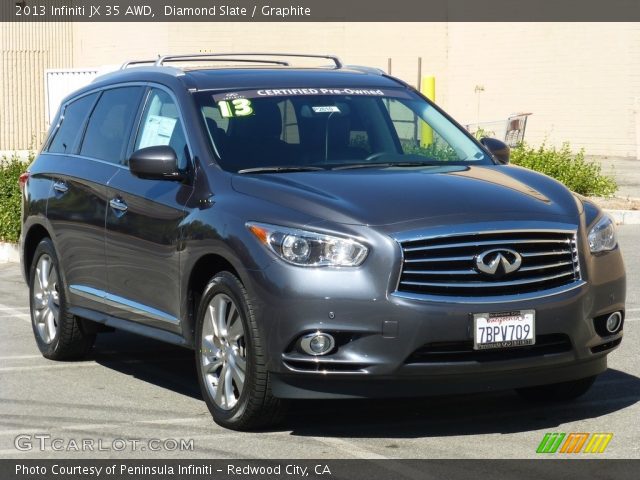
[247,222,368,267]
[588,215,617,253]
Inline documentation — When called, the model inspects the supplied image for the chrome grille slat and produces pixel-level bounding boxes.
[403,269,477,275]
[397,230,580,297]
[400,271,575,288]
[403,238,570,253]
[518,260,574,272]
[520,250,572,258]
[405,255,474,263]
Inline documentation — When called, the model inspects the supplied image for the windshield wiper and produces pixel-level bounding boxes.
[237,166,326,174]
[330,161,443,171]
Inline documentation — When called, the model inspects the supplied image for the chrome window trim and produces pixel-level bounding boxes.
[42,152,129,170]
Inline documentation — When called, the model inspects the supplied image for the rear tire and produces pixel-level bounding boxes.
[516,375,597,402]
[195,271,287,430]
[29,238,95,360]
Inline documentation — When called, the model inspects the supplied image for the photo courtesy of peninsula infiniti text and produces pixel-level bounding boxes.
[19,53,626,430]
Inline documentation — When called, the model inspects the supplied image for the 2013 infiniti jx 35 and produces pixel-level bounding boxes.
[19,53,625,430]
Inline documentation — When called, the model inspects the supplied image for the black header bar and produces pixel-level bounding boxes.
[3,459,640,480]
[3,0,640,22]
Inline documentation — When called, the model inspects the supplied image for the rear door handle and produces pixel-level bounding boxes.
[53,180,68,194]
[109,198,128,213]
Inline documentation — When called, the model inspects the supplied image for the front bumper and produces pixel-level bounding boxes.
[270,356,608,399]
[244,226,626,399]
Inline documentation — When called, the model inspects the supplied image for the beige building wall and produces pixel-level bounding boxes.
[2,22,639,159]
[71,22,448,86]
[0,22,73,150]
[444,23,640,158]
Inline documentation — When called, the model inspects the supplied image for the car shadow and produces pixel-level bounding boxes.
[91,329,201,399]
[282,367,640,438]
[91,330,640,438]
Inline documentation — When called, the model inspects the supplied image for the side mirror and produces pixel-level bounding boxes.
[129,146,183,180]
[480,137,510,165]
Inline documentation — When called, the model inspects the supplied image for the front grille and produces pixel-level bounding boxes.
[398,230,580,297]
[406,334,572,364]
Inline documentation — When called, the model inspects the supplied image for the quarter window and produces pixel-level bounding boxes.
[48,93,98,154]
[135,89,190,170]
[80,87,143,164]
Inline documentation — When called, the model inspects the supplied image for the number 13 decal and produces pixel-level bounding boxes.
[217,98,254,118]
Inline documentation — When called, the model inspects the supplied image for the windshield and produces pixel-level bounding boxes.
[195,87,491,172]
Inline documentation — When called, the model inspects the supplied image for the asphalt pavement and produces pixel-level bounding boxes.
[0,226,638,459]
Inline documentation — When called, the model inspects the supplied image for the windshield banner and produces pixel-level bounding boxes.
[212,88,414,102]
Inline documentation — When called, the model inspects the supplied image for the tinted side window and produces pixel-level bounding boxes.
[48,93,98,154]
[135,88,190,170]
[80,87,143,164]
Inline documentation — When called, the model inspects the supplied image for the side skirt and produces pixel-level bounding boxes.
[69,306,193,349]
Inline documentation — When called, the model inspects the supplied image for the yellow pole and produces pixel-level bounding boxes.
[420,76,435,146]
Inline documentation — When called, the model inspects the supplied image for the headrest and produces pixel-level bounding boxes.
[230,101,282,139]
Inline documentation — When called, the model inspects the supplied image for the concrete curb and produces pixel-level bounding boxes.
[0,242,19,263]
[605,209,640,225]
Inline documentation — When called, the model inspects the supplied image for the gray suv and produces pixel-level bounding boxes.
[20,53,626,430]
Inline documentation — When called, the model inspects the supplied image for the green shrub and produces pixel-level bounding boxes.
[510,143,617,197]
[0,153,31,243]
[402,139,460,161]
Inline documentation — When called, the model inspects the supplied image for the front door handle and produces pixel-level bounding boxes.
[53,180,68,194]
[109,198,128,213]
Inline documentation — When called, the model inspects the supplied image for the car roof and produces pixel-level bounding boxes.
[187,67,405,90]
[88,66,406,92]
[62,54,412,106]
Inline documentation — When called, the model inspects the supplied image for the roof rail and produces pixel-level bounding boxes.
[346,65,385,75]
[121,59,157,69]
[120,57,289,69]
[156,57,290,66]
[154,53,343,69]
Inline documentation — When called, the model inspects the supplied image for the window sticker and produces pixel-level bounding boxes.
[138,115,177,148]
[312,106,341,113]
[217,98,254,118]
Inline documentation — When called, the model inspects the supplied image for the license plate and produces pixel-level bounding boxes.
[473,310,535,350]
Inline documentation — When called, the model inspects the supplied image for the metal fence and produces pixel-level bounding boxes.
[464,113,532,147]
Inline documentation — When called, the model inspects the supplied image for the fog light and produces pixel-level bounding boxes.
[300,332,335,356]
[606,312,622,333]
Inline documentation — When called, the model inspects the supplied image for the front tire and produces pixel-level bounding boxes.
[516,375,597,402]
[195,271,287,430]
[29,238,95,360]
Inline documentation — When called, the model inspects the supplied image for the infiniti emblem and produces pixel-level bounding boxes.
[475,248,522,275]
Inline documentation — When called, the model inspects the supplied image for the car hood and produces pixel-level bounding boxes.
[231,164,581,227]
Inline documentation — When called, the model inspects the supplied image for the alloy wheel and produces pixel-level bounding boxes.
[200,293,247,410]
[32,254,60,344]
